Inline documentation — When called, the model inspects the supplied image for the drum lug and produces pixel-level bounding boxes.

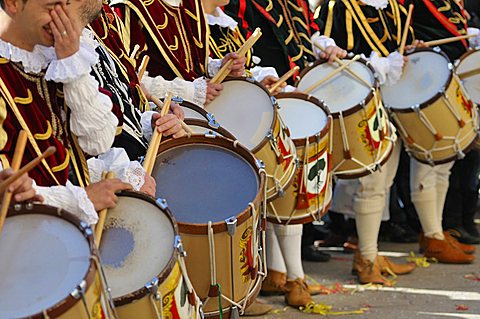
[255,159,265,170]
[175,235,187,257]
[225,217,237,236]
[81,222,94,237]
[145,277,161,300]
[204,130,218,138]
[271,96,279,109]
[71,280,87,299]
[172,96,184,104]
[230,306,240,319]
[138,155,145,165]
[156,198,168,210]
[206,113,220,129]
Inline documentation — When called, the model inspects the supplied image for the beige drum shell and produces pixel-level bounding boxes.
[385,49,479,164]
[205,77,297,200]
[2,204,110,319]
[267,93,333,224]
[296,58,394,179]
[155,135,266,317]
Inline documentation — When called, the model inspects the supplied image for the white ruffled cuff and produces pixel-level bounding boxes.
[45,41,99,83]
[193,77,207,107]
[87,148,146,191]
[311,32,337,59]
[361,0,388,9]
[207,57,223,77]
[250,66,279,82]
[468,27,480,49]
[283,85,297,93]
[142,74,202,106]
[368,51,404,86]
[141,111,156,141]
[34,181,98,225]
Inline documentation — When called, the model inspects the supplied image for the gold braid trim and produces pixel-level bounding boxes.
[324,0,336,37]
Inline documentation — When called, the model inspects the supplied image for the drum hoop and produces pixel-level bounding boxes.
[295,56,379,117]
[456,47,479,66]
[179,100,210,121]
[156,134,266,234]
[108,190,180,306]
[385,48,454,113]
[266,197,333,225]
[276,92,332,147]
[184,118,237,140]
[6,203,98,319]
[212,77,278,154]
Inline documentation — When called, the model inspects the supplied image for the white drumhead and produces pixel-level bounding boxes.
[456,50,480,105]
[382,50,451,108]
[277,98,328,139]
[206,80,274,150]
[100,195,175,299]
[0,214,91,318]
[297,60,374,113]
[182,106,207,120]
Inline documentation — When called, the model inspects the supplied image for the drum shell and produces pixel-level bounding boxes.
[267,93,333,224]
[3,204,107,319]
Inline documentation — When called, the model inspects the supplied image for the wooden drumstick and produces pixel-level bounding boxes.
[150,95,194,135]
[143,92,174,174]
[458,67,480,80]
[130,44,140,60]
[210,28,262,84]
[94,171,116,246]
[0,146,56,195]
[399,4,414,55]
[314,43,371,88]
[423,34,475,47]
[0,131,28,233]
[269,66,300,94]
[304,55,361,94]
[137,55,150,82]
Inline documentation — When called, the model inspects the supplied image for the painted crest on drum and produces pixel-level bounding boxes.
[457,86,474,117]
[239,226,254,283]
[358,104,389,155]
[275,123,294,168]
[296,148,329,209]
[91,280,108,319]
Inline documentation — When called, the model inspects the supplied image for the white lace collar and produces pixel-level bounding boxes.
[361,0,389,10]
[206,8,238,30]
[0,39,55,74]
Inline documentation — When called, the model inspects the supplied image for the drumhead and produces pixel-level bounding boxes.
[152,142,260,224]
[382,49,451,109]
[0,214,91,318]
[99,193,175,299]
[180,100,210,121]
[205,79,274,150]
[456,50,480,105]
[277,97,328,140]
[297,59,374,112]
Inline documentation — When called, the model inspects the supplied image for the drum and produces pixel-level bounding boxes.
[184,118,236,139]
[0,203,116,319]
[205,77,297,199]
[178,98,219,127]
[296,57,394,178]
[151,135,266,318]
[268,93,333,224]
[99,191,201,319]
[382,48,479,164]
[456,49,480,105]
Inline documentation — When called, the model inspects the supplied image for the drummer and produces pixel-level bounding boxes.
[317,0,419,285]
[0,168,39,203]
[0,0,132,224]
[405,0,479,261]
[222,0,347,309]
[109,0,245,107]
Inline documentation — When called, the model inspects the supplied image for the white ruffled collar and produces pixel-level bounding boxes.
[0,39,55,74]
[361,0,389,10]
[206,8,238,30]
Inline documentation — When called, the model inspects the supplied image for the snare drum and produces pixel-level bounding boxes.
[0,203,115,319]
[267,93,333,224]
[99,191,201,319]
[184,118,236,139]
[456,49,480,105]
[205,77,297,199]
[297,57,394,178]
[382,48,479,164]
[180,99,219,127]
[151,135,266,318]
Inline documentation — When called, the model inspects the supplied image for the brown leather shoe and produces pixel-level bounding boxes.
[306,282,330,295]
[242,300,273,316]
[444,231,476,254]
[261,269,286,296]
[377,256,416,275]
[284,279,313,307]
[352,252,392,286]
[424,237,475,264]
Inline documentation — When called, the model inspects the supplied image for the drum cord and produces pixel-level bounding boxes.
[91,255,119,319]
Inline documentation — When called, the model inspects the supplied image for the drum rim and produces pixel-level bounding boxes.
[275,92,332,147]
[180,99,211,121]
[184,118,237,140]
[266,196,332,225]
[209,76,279,153]
[155,134,266,234]
[295,55,379,117]
[383,47,453,113]
[4,203,98,319]
[456,47,479,67]
[107,190,181,306]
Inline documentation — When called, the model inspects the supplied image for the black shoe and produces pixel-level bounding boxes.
[447,227,480,245]
[302,245,331,262]
[463,224,480,238]
[379,221,418,243]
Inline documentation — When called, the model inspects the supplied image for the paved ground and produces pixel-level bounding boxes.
[252,241,480,319]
